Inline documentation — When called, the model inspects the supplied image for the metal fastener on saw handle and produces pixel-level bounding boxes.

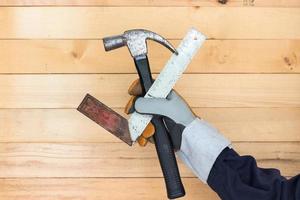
[103,29,185,199]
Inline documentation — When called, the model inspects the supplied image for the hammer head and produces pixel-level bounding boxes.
[103,29,178,57]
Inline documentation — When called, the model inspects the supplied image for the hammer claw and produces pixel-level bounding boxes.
[103,29,178,57]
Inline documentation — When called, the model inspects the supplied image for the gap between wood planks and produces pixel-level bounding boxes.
[0,0,300,7]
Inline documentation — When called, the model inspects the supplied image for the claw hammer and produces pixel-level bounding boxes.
[103,29,185,199]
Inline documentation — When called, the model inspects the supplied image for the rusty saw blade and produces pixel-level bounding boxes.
[77,94,133,146]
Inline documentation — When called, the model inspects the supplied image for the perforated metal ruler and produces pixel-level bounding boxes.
[129,28,206,141]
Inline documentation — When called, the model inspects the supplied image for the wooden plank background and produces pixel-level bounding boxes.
[0,1,299,199]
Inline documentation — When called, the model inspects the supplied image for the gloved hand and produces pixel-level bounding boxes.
[125,79,231,183]
[125,79,196,150]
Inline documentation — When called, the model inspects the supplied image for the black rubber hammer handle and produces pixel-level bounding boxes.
[134,55,185,199]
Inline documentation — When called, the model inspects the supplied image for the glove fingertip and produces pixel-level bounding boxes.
[128,79,143,96]
[135,97,170,116]
[137,136,148,147]
[134,97,145,113]
[124,96,137,114]
[142,123,155,138]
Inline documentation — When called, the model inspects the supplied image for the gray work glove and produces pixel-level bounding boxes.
[135,90,196,151]
[125,79,231,183]
[125,79,196,149]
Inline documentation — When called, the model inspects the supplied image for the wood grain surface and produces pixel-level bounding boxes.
[0,74,300,108]
[0,142,299,178]
[1,108,300,142]
[0,7,300,39]
[0,178,218,200]
[1,0,300,7]
[0,40,299,73]
[0,1,299,199]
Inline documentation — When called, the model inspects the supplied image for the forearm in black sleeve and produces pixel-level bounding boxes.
[207,147,300,200]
